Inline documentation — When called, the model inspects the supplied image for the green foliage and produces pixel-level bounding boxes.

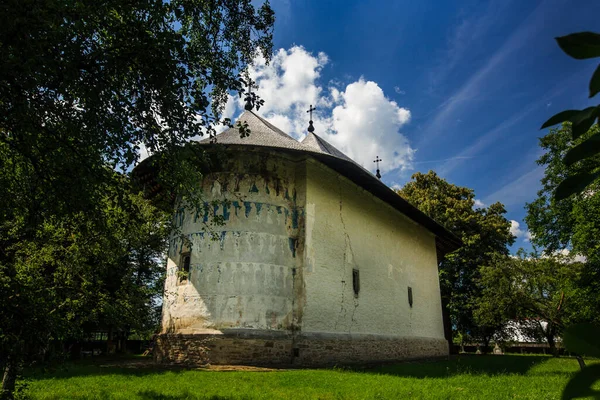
[525,124,600,266]
[398,171,514,344]
[556,32,600,61]
[541,32,600,199]
[0,0,274,395]
[477,253,596,352]
[529,107,600,397]
[563,324,600,358]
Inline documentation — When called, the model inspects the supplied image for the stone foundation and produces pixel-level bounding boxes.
[154,330,448,367]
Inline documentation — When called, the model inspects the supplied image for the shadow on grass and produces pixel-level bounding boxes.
[359,355,553,378]
[23,357,181,381]
[137,391,234,400]
[24,354,554,382]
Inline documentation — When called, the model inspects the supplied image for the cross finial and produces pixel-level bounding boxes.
[306,104,316,133]
[244,78,254,111]
[374,156,382,179]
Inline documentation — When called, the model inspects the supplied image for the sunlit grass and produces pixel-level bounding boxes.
[21,354,599,399]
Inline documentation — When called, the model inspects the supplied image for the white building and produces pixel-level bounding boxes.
[138,110,461,366]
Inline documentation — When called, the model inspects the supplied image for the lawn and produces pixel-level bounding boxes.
[19,354,600,400]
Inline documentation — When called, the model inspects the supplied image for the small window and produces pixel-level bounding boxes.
[408,286,413,307]
[179,252,191,283]
[352,269,360,297]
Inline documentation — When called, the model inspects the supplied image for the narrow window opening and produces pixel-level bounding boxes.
[352,269,360,297]
[408,286,413,307]
[179,252,191,284]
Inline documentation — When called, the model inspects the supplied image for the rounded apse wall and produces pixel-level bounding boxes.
[161,148,305,334]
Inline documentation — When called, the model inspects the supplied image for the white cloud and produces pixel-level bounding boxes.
[474,199,485,208]
[394,86,406,95]
[244,46,414,174]
[215,95,238,134]
[510,220,532,243]
[509,220,525,238]
[555,248,587,263]
[246,46,328,116]
[138,143,150,163]
[326,79,413,172]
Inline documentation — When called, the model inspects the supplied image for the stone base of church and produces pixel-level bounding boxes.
[154,330,448,367]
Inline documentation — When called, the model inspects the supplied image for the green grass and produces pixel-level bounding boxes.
[19,355,600,399]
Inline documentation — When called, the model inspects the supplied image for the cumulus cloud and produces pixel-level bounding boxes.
[509,220,524,237]
[510,220,532,242]
[215,95,239,134]
[473,199,485,208]
[241,46,414,174]
[556,248,587,263]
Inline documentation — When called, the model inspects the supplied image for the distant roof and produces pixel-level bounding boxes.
[197,110,461,255]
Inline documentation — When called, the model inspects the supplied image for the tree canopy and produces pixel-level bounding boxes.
[397,171,514,347]
[539,32,600,200]
[0,0,274,396]
[525,123,600,266]
[476,252,596,355]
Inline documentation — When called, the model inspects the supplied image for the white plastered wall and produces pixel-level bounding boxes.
[302,159,445,340]
[161,150,304,334]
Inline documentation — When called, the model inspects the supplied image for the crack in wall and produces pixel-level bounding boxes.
[349,297,359,334]
[334,280,347,331]
[335,177,359,332]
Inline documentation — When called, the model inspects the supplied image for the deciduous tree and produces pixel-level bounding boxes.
[477,252,595,356]
[397,171,514,349]
[0,0,274,397]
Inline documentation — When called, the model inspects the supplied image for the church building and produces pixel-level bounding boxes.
[149,108,461,366]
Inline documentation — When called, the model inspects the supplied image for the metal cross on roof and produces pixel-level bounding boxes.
[374,156,382,179]
[307,104,316,133]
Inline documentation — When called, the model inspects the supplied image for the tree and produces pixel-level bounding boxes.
[534,31,600,398]
[540,32,600,200]
[525,122,600,335]
[0,0,274,397]
[397,171,514,350]
[477,252,595,356]
[525,122,600,382]
[526,123,600,265]
[0,162,169,394]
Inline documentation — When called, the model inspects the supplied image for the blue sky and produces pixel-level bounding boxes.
[223,0,600,252]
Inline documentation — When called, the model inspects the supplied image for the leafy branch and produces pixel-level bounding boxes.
[540,32,600,200]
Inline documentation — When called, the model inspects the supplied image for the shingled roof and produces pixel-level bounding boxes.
[198,110,462,256]
[205,111,368,171]
[201,110,308,151]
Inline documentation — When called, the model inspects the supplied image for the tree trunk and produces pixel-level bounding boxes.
[482,337,491,354]
[542,321,558,357]
[107,326,115,355]
[576,355,586,370]
[547,335,558,357]
[1,356,17,400]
